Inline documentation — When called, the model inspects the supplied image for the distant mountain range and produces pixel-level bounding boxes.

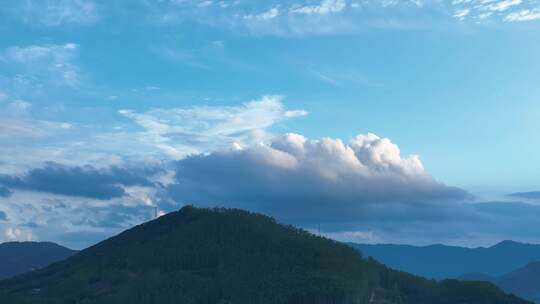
[0,207,529,304]
[0,241,77,280]
[351,240,540,279]
[460,262,540,303]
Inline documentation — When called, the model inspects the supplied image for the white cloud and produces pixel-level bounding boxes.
[505,7,540,21]
[144,0,540,36]
[453,8,470,19]
[199,1,213,7]
[318,230,379,243]
[0,118,72,138]
[119,95,307,159]
[451,0,540,22]
[1,43,80,87]
[19,0,98,27]
[4,43,77,62]
[4,226,32,241]
[485,0,523,12]
[244,7,280,21]
[166,132,467,224]
[290,0,347,15]
[6,100,32,114]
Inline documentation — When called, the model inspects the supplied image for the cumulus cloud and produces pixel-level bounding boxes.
[4,227,32,241]
[2,128,538,248]
[166,132,468,223]
[0,162,156,200]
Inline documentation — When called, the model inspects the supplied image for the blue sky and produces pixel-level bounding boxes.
[1,0,540,249]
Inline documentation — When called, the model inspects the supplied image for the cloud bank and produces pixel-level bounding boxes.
[508,191,540,200]
[166,132,468,222]
[0,162,156,200]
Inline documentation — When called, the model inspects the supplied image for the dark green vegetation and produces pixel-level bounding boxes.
[0,242,76,280]
[0,207,531,304]
[352,241,540,279]
[460,262,540,303]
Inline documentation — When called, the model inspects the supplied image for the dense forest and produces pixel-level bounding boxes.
[0,206,531,304]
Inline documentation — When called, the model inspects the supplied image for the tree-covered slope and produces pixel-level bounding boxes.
[460,262,540,303]
[0,206,530,304]
[498,262,540,303]
[0,241,76,280]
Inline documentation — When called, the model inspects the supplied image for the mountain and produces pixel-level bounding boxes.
[460,262,540,303]
[0,241,77,280]
[0,206,530,304]
[458,272,496,283]
[498,262,540,303]
[351,240,540,279]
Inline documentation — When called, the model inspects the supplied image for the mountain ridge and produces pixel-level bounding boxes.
[460,261,540,303]
[0,206,530,304]
[351,240,540,279]
[0,241,77,280]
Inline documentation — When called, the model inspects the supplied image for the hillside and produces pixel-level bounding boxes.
[0,206,530,304]
[499,262,540,303]
[351,241,540,279]
[0,242,76,280]
[460,262,540,303]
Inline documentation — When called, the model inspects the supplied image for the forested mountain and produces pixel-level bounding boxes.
[460,262,540,303]
[0,242,76,280]
[351,241,540,279]
[0,206,530,304]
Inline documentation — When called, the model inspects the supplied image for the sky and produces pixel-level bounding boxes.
[1,0,540,249]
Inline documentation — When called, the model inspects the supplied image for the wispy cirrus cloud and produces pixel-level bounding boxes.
[452,0,540,22]
[243,7,280,21]
[0,118,71,138]
[505,7,540,21]
[1,43,81,88]
[118,95,308,158]
[289,0,346,15]
[14,0,98,27]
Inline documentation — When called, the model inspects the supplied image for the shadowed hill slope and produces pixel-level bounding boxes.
[352,241,540,279]
[0,207,531,304]
[0,241,76,280]
[460,262,540,303]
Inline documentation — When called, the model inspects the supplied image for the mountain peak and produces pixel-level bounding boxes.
[0,241,76,280]
[493,240,525,248]
[0,207,530,304]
